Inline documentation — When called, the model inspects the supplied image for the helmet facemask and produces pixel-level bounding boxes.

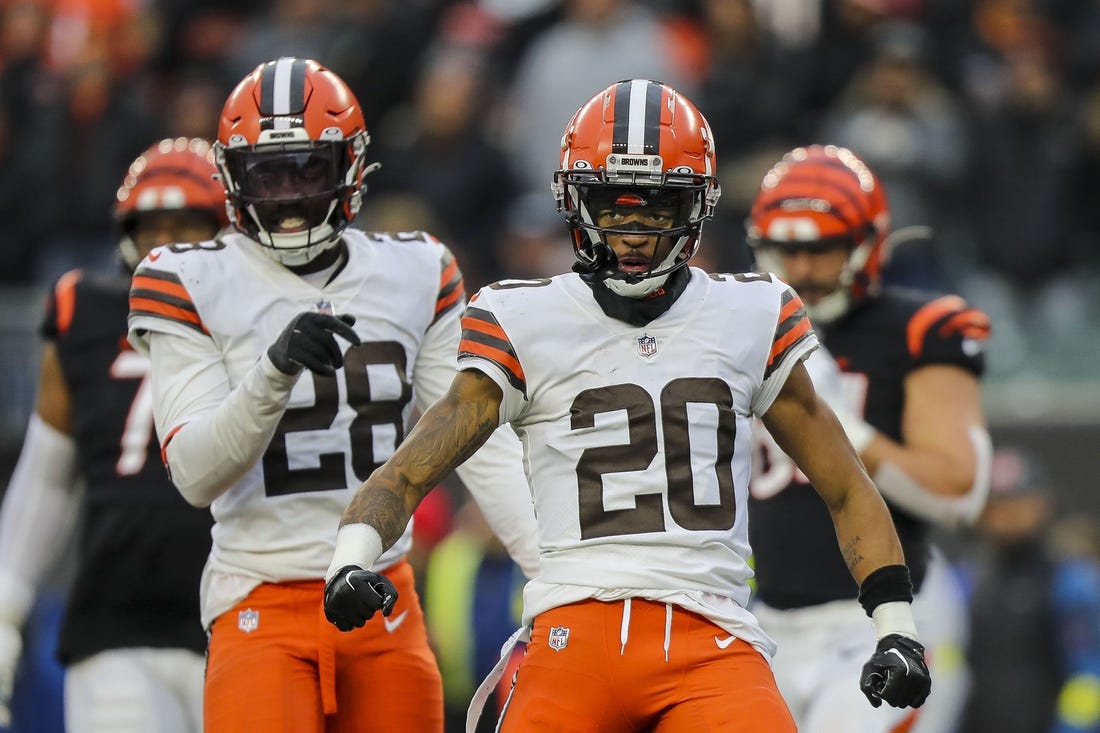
[554,164,718,298]
[217,132,370,266]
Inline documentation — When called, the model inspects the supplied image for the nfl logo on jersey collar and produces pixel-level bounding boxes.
[548,626,570,651]
[637,333,658,358]
[238,608,259,633]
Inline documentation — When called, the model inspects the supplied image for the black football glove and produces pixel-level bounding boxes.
[268,312,360,377]
[860,634,931,709]
[324,565,398,632]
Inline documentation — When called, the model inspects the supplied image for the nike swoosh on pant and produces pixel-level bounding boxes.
[714,635,737,649]
[383,609,409,633]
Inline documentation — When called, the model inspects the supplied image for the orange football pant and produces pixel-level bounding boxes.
[204,560,442,733]
[497,598,796,732]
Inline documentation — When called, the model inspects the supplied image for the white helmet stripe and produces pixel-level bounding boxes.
[272,58,295,128]
[626,79,650,154]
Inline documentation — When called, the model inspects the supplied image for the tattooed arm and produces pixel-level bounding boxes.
[763,361,931,708]
[326,370,504,577]
[760,361,904,584]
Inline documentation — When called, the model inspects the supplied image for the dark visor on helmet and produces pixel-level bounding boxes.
[228,143,342,199]
[581,185,695,233]
[244,149,337,197]
[226,143,345,235]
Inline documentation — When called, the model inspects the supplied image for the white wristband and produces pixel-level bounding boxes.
[325,523,384,582]
[870,601,919,641]
[836,411,876,454]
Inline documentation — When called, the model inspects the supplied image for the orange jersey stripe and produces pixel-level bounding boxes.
[439,258,459,290]
[131,274,193,304]
[777,292,804,323]
[54,270,83,336]
[435,279,465,315]
[907,295,967,358]
[768,316,812,366]
[130,296,208,334]
[461,314,509,342]
[458,339,526,386]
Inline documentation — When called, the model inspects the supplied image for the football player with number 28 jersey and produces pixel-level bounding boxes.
[126,58,538,733]
[0,139,224,732]
[323,80,931,732]
[747,145,993,733]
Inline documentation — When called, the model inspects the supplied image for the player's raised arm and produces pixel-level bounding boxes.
[323,369,503,630]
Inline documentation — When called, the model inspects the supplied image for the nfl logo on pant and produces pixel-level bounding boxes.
[548,626,570,651]
[238,608,260,633]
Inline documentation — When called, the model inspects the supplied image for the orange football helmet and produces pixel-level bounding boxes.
[747,145,890,323]
[214,57,376,265]
[552,79,721,297]
[114,137,227,269]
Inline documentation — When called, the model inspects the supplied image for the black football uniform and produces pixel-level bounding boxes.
[748,288,989,609]
[42,269,211,664]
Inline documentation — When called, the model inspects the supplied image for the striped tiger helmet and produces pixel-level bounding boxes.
[747,145,890,324]
[114,138,227,270]
[214,57,377,266]
[552,79,721,298]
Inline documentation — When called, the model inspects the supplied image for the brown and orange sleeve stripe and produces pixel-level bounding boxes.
[764,288,814,381]
[459,304,526,396]
[432,249,466,326]
[129,267,207,335]
[906,295,990,358]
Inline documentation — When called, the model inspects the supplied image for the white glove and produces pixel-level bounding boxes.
[0,623,22,727]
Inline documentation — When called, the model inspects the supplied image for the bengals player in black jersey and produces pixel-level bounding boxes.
[745,145,992,732]
[0,138,226,731]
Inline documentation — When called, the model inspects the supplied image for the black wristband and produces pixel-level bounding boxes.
[857,564,913,617]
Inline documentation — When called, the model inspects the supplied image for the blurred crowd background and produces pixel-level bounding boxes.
[4,0,1100,420]
[0,0,1098,731]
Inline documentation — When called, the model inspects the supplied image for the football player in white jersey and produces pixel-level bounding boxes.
[324,79,932,733]
[746,145,992,733]
[126,58,539,733]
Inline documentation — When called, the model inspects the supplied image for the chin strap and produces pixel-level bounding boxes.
[572,241,616,277]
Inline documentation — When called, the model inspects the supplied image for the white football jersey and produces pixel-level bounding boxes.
[128,229,478,625]
[457,268,817,654]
